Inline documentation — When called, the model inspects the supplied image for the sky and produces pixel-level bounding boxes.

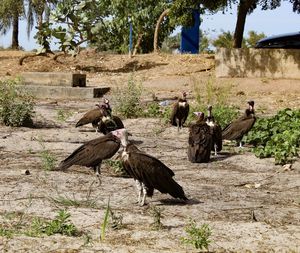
[0,1,299,51]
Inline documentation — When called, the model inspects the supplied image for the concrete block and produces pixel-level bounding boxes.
[21,72,86,87]
[23,85,110,99]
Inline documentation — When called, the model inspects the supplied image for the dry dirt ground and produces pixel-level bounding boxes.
[0,50,300,252]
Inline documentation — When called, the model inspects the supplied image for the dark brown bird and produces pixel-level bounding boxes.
[98,115,125,134]
[188,112,213,163]
[206,105,222,155]
[58,129,128,182]
[97,99,125,134]
[170,91,190,131]
[222,101,256,148]
[75,103,110,132]
[121,143,188,206]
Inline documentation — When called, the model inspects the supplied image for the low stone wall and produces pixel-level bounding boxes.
[215,48,300,79]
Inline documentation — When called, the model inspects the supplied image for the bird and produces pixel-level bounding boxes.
[222,101,256,148]
[170,91,190,131]
[57,128,128,183]
[75,102,110,132]
[97,98,125,134]
[120,142,188,206]
[188,112,213,163]
[206,105,222,155]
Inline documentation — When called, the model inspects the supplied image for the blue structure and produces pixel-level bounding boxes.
[180,10,200,54]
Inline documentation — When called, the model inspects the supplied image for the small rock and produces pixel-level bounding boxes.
[23,169,30,175]
[283,164,292,171]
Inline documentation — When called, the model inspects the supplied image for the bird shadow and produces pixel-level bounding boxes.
[210,151,238,162]
[157,197,203,206]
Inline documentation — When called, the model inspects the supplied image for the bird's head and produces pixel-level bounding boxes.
[247,100,255,111]
[182,91,187,98]
[207,105,213,111]
[103,98,110,105]
[111,128,129,147]
[193,111,204,120]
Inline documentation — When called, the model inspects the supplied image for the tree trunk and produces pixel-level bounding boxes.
[132,33,143,56]
[11,11,19,49]
[233,0,256,48]
[153,9,170,53]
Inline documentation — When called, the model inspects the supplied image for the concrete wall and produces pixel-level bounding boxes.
[215,48,300,79]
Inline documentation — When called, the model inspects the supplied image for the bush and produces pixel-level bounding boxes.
[245,108,300,165]
[0,79,35,127]
[114,76,143,118]
[181,219,212,251]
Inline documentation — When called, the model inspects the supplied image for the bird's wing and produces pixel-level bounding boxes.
[127,152,187,200]
[76,108,103,127]
[222,116,256,140]
[58,134,120,170]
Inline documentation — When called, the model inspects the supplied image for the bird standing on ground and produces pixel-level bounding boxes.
[222,101,256,148]
[206,105,222,155]
[75,103,110,132]
[120,142,188,206]
[188,112,213,163]
[57,129,128,183]
[97,98,125,134]
[170,91,190,131]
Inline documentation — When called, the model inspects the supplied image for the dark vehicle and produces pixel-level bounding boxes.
[255,32,300,49]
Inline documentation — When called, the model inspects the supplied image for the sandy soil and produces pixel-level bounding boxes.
[0,50,300,252]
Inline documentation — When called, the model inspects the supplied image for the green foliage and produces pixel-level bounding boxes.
[212,30,234,48]
[0,79,35,127]
[100,198,110,241]
[245,108,300,165]
[40,149,57,171]
[27,210,79,237]
[56,109,73,122]
[0,227,14,238]
[104,159,128,177]
[114,76,143,118]
[181,219,212,251]
[244,30,266,48]
[149,205,164,230]
[189,77,239,128]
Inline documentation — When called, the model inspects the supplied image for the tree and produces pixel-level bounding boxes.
[244,30,265,48]
[0,0,24,49]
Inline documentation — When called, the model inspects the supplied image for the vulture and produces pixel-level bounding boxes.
[206,105,222,155]
[188,112,213,163]
[170,91,190,131]
[97,99,125,134]
[120,143,188,206]
[58,129,128,182]
[75,103,110,132]
[222,101,256,148]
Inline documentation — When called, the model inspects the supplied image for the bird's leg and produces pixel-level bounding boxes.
[239,141,243,148]
[95,162,102,184]
[135,180,143,204]
[214,143,218,156]
[140,183,147,206]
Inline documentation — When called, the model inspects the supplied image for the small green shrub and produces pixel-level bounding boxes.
[181,219,212,251]
[0,79,35,126]
[40,150,57,170]
[27,210,79,237]
[104,159,128,177]
[149,205,164,230]
[0,227,14,238]
[114,76,143,118]
[245,108,300,165]
[56,109,73,122]
[188,77,238,128]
